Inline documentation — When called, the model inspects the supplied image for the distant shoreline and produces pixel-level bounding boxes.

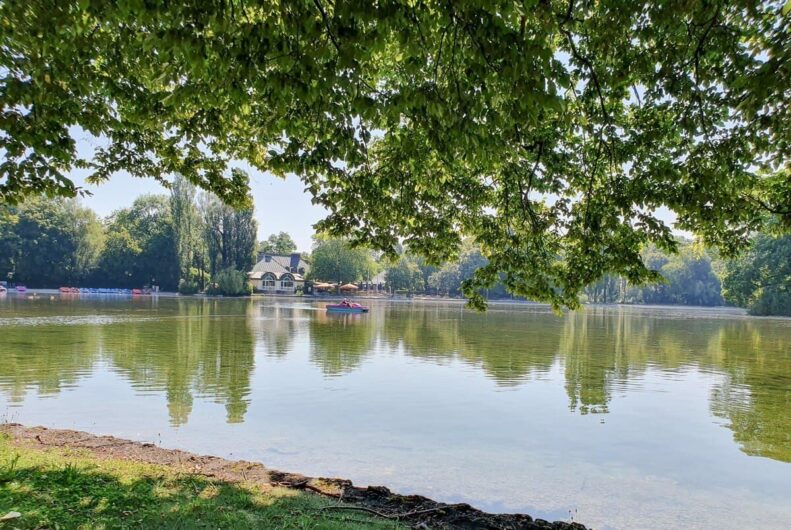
[11,288,789,320]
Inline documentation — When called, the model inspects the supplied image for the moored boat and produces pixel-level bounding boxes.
[326,300,369,313]
[15,285,27,293]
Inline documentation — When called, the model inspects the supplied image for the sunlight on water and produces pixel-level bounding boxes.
[1,295,789,530]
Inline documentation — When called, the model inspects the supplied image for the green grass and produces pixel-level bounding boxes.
[0,435,399,529]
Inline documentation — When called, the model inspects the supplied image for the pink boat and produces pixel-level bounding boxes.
[326,300,369,313]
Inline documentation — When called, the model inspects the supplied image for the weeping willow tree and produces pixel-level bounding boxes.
[2,0,789,308]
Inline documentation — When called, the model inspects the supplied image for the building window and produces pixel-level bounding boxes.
[263,280,275,287]
[281,281,293,288]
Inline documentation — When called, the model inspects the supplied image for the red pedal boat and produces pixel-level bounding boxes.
[326,300,369,313]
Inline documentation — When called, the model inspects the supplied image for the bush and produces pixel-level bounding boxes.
[212,268,252,296]
[178,278,199,295]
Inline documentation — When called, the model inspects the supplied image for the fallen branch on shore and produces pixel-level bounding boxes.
[321,502,470,520]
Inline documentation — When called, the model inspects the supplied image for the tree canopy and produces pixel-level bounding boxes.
[0,197,103,287]
[94,195,180,290]
[2,1,790,307]
[384,256,424,292]
[310,237,374,285]
[201,193,258,277]
[627,242,723,306]
[170,175,202,281]
[723,233,791,316]
[258,232,298,255]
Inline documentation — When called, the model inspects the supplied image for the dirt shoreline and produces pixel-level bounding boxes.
[1,424,587,529]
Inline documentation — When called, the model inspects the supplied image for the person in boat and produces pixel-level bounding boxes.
[341,298,351,307]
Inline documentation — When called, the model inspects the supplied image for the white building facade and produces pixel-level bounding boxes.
[248,253,309,294]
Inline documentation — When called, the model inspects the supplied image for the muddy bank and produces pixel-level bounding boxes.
[1,424,587,530]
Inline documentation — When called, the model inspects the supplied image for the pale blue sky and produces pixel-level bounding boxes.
[67,129,327,252]
[72,168,686,253]
[68,130,685,252]
[70,168,327,253]
[74,172,326,251]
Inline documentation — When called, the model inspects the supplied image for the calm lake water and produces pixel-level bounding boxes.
[1,295,789,529]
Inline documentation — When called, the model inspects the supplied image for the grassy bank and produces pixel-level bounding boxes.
[0,434,397,529]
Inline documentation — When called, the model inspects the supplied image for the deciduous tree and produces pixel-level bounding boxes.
[384,256,424,293]
[201,193,257,277]
[258,232,297,255]
[170,175,202,281]
[310,238,373,285]
[95,195,179,290]
[0,198,103,287]
[3,1,790,307]
[723,234,791,316]
[429,264,461,297]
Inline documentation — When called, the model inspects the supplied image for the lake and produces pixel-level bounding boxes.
[1,295,789,529]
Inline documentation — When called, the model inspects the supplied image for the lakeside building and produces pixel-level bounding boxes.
[248,252,310,294]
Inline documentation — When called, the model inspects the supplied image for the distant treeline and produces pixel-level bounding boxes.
[0,177,257,296]
[371,240,726,306]
[311,236,791,316]
[582,235,791,316]
[1,188,789,315]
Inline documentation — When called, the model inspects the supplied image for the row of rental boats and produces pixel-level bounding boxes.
[0,286,369,311]
[59,287,148,295]
[0,286,147,295]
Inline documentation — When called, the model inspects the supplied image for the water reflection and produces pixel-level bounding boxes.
[708,323,791,462]
[378,305,562,385]
[561,311,624,414]
[0,298,789,463]
[563,308,791,461]
[0,325,100,403]
[0,298,256,426]
[249,304,303,357]
[106,299,255,425]
[310,311,378,375]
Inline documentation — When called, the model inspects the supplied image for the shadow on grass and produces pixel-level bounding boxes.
[0,451,395,529]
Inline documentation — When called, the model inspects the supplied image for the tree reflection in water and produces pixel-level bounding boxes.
[0,299,789,462]
[309,310,379,375]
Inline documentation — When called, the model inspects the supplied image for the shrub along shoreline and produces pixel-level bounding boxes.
[1,424,587,530]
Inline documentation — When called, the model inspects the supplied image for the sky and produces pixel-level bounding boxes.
[64,129,328,252]
[69,167,327,253]
[67,132,686,254]
[72,168,687,253]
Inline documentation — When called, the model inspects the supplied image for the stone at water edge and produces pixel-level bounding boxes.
[0,512,21,521]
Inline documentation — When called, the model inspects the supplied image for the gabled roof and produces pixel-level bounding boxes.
[250,254,309,274]
[249,253,309,282]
